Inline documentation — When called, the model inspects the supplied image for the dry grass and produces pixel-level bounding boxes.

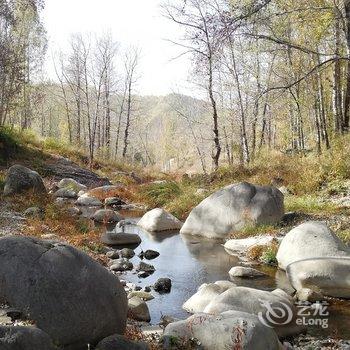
[3,192,107,263]
[124,324,162,350]
[86,185,135,201]
[246,241,279,265]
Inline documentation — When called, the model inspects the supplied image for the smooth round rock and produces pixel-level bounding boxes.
[24,207,44,219]
[0,236,127,347]
[277,221,350,270]
[128,296,151,322]
[4,165,46,196]
[229,266,267,278]
[101,232,141,246]
[96,334,149,350]
[138,208,182,232]
[110,258,133,272]
[106,250,120,259]
[0,326,56,350]
[180,182,284,239]
[53,188,77,199]
[154,278,172,293]
[92,209,121,223]
[163,311,282,350]
[143,250,159,260]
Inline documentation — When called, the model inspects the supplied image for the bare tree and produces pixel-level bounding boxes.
[122,47,139,159]
[164,0,222,170]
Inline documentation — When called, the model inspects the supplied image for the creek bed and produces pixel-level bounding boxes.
[98,211,350,341]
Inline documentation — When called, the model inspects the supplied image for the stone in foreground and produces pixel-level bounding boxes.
[4,165,46,196]
[180,182,284,239]
[0,236,127,348]
[128,296,151,322]
[229,266,267,278]
[276,221,350,270]
[184,284,302,338]
[163,311,282,350]
[138,208,182,232]
[0,326,56,350]
[203,286,302,338]
[287,257,350,298]
[96,334,149,350]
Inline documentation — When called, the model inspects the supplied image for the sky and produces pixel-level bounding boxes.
[42,0,195,96]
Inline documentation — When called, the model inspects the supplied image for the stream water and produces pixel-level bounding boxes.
[89,209,350,341]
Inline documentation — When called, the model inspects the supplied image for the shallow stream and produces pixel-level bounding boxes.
[91,208,350,341]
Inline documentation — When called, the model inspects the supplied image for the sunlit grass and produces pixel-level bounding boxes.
[337,229,350,245]
[285,195,340,214]
[246,241,279,266]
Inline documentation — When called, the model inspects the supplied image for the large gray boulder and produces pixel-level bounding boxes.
[183,281,236,313]
[276,221,350,270]
[180,182,284,239]
[0,236,127,347]
[186,286,301,338]
[0,326,55,350]
[287,257,350,298]
[163,311,282,350]
[3,165,46,196]
[137,208,182,232]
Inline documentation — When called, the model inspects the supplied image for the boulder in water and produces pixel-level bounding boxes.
[138,208,182,232]
[276,221,350,270]
[183,281,236,314]
[202,286,302,338]
[287,257,350,298]
[229,266,267,278]
[128,296,151,322]
[180,182,284,239]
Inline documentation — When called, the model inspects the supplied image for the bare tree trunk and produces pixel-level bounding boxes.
[122,79,132,158]
[334,10,344,133]
[229,37,250,163]
[343,0,350,131]
[115,90,126,159]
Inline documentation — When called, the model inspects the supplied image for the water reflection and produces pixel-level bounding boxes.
[96,214,350,339]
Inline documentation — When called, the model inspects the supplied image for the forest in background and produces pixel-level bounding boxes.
[1,0,350,174]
